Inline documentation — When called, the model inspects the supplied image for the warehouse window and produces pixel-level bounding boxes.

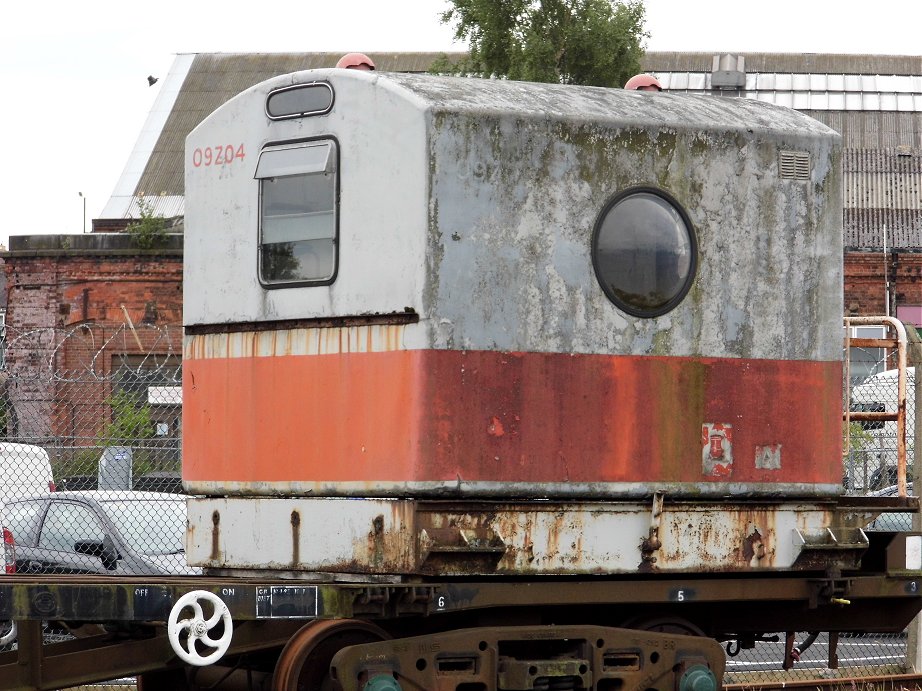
[256,139,338,286]
[592,188,696,318]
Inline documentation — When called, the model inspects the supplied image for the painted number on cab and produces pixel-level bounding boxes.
[191,144,246,168]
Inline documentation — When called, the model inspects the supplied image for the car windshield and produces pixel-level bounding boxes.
[100,498,186,555]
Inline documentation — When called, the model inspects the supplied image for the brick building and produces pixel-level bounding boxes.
[845,252,922,318]
[0,234,182,472]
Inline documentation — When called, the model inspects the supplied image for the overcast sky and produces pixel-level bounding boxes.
[1,0,920,249]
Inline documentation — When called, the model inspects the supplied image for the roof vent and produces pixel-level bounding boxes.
[711,54,745,89]
[779,150,811,180]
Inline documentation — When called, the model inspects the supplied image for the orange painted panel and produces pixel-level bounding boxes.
[182,349,842,489]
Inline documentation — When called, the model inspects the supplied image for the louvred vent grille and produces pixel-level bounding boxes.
[779,150,811,180]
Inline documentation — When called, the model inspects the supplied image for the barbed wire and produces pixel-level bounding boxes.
[1,323,182,384]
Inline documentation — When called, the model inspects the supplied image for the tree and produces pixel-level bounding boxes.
[435,0,648,87]
[100,389,154,447]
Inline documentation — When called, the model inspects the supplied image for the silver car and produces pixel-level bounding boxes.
[2,490,199,576]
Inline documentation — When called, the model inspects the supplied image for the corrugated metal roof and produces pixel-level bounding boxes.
[845,209,922,249]
[804,111,921,149]
[843,148,922,249]
[641,52,922,76]
[655,72,922,111]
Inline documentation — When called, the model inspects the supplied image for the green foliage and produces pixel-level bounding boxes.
[57,448,101,475]
[100,390,154,446]
[125,197,167,249]
[844,421,874,454]
[436,0,648,87]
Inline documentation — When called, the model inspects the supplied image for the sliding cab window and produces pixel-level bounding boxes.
[255,139,338,286]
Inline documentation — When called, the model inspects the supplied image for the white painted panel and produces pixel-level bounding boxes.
[908,535,922,571]
[186,497,838,575]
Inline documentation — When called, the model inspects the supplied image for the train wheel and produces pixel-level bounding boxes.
[271,619,389,691]
[622,616,706,637]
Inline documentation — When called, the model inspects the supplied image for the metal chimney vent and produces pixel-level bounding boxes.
[711,54,745,89]
[779,150,811,180]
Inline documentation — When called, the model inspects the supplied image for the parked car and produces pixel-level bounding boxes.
[0,442,55,579]
[848,367,916,491]
[867,482,917,531]
[2,491,198,576]
[0,443,55,499]
[869,464,915,492]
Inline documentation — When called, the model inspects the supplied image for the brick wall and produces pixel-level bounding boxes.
[0,235,182,449]
[845,251,922,318]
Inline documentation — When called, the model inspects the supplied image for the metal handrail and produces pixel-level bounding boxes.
[843,316,908,497]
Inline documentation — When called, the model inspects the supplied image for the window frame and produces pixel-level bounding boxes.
[4,499,47,547]
[265,81,335,121]
[256,136,341,289]
[38,500,106,554]
[591,186,698,319]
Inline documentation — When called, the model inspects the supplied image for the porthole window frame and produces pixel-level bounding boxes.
[591,186,698,319]
[265,81,335,120]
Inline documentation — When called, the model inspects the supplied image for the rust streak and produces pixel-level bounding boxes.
[210,510,221,562]
[290,510,301,567]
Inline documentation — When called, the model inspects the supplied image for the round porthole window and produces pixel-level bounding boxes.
[591,188,696,318]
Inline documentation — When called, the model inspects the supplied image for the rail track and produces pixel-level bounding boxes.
[726,673,922,691]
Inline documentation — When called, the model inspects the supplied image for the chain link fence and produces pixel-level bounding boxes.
[0,321,192,571]
[0,323,194,674]
[845,335,913,495]
[0,323,918,686]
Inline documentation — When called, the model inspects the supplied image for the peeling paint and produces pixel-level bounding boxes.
[755,445,783,470]
[702,423,733,478]
[183,72,846,579]
[487,417,505,437]
[187,496,852,576]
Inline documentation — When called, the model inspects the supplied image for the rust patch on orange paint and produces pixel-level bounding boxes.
[488,416,505,437]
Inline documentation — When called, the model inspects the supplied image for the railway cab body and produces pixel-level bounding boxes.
[183,69,846,577]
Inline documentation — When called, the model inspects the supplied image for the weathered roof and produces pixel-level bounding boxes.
[805,111,922,149]
[659,73,922,111]
[642,52,922,76]
[843,148,922,249]
[100,51,922,250]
